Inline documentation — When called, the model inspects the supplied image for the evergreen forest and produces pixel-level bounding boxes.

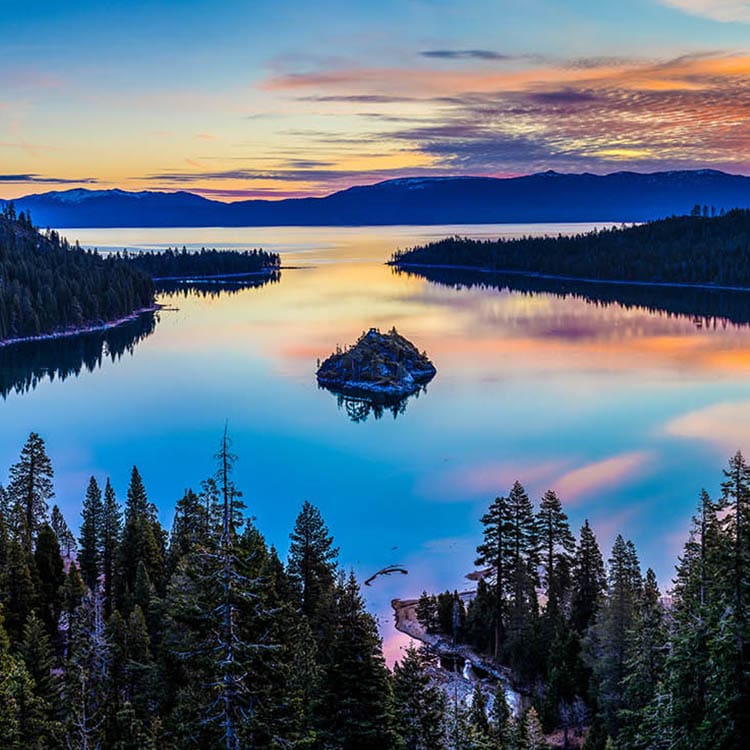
[0,431,749,748]
[391,209,750,288]
[124,247,280,279]
[0,207,154,343]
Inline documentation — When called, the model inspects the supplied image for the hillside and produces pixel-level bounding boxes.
[391,209,750,288]
[8,169,750,227]
[0,206,154,343]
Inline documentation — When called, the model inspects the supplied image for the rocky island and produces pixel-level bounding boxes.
[316,327,436,401]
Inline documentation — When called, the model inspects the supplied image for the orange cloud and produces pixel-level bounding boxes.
[553,451,653,502]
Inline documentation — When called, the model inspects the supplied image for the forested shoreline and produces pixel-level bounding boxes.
[0,207,154,343]
[124,246,280,280]
[414,458,750,749]
[0,207,284,347]
[1,431,749,748]
[390,209,750,289]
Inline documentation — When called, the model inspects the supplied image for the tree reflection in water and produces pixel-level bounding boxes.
[0,275,280,400]
[0,311,157,399]
[322,386,429,423]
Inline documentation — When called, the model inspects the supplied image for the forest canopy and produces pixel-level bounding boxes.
[391,209,750,288]
[124,246,280,279]
[1,430,749,748]
[0,206,154,342]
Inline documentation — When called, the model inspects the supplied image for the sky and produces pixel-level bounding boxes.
[2,0,750,200]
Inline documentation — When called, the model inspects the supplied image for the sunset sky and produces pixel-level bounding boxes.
[3,0,750,200]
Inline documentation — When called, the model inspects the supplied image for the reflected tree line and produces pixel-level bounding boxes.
[394,265,750,329]
[155,271,280,299]
[0,276,279,400]
[330,388,424,423]
[0,312,157,400]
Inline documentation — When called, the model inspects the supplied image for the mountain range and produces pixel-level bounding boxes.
[6,169,750,228]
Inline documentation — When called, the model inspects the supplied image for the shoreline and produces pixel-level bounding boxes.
[0,305,160,349]
[391,262,750,294]
[391,596,524,712]
[152,267,280,281]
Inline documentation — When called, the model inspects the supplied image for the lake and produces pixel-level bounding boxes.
[3,223,750,663]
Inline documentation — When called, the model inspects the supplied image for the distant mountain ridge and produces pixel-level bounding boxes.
[7,169,750,227]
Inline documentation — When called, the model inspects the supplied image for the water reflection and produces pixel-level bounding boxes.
[155,271,280,298]
[393,265,750,329]
[8,223,750,665]
[0,311,157,399]
[323,386,429,423]
[0,276,280,400]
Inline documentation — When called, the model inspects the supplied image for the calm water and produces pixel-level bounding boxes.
[4,223,750,662]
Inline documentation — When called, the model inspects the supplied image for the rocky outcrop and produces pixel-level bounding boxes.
[316,327,436,400]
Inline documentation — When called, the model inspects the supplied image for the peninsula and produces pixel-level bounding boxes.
[390,208,750,289]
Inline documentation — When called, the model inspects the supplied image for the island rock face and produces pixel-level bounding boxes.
[316,327,436,400]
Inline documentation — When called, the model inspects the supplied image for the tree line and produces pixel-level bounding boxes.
[2,430,748,748]
[391,209,750,288]
[0,206,154,342]
[0,431,436,749]
[123,247,280,279]
[415,457,750,749]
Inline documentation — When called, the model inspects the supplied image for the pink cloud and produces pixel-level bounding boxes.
[553,451,653,503]
[664,400,750,454]
[423,458,567,500]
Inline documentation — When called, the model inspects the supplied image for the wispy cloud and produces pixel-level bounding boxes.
[664,400,750,452]
[553,451,653,502]
[420,49,514,61]
[660,1,750,23]
[257,52,750,177]
[0,173,99,184]
[421,458,567,500]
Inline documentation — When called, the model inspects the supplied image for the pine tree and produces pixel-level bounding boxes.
[4,538,37,643]
[416,590,439,633]
[100,478,121,618]
[116,468,164,614]
[658,488,733,749]
[65,591,109,749]
[618,568,667,749]
[469,683,491,742]
[587,535,642,736]
[79,477,103,591]
[489,683,513,748]
[164,430,266,750]
[320,572,397,749]
[0,612,39,750]
[125,605,156,723]
[571,521,606,633]
[166,488,205,575]
[542,625,588,738]
[505,481,540,676]
[33,523,65,640]
[50,505,76,559]
[522,707,548,750]
[536,490,575,614]
[287,500,339,645]
[392,645,447,750]
[60,561,86,659]
[475,494,512,659]
[718,451,750,743]
[18,611,63,745]
[6,432,54,551]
